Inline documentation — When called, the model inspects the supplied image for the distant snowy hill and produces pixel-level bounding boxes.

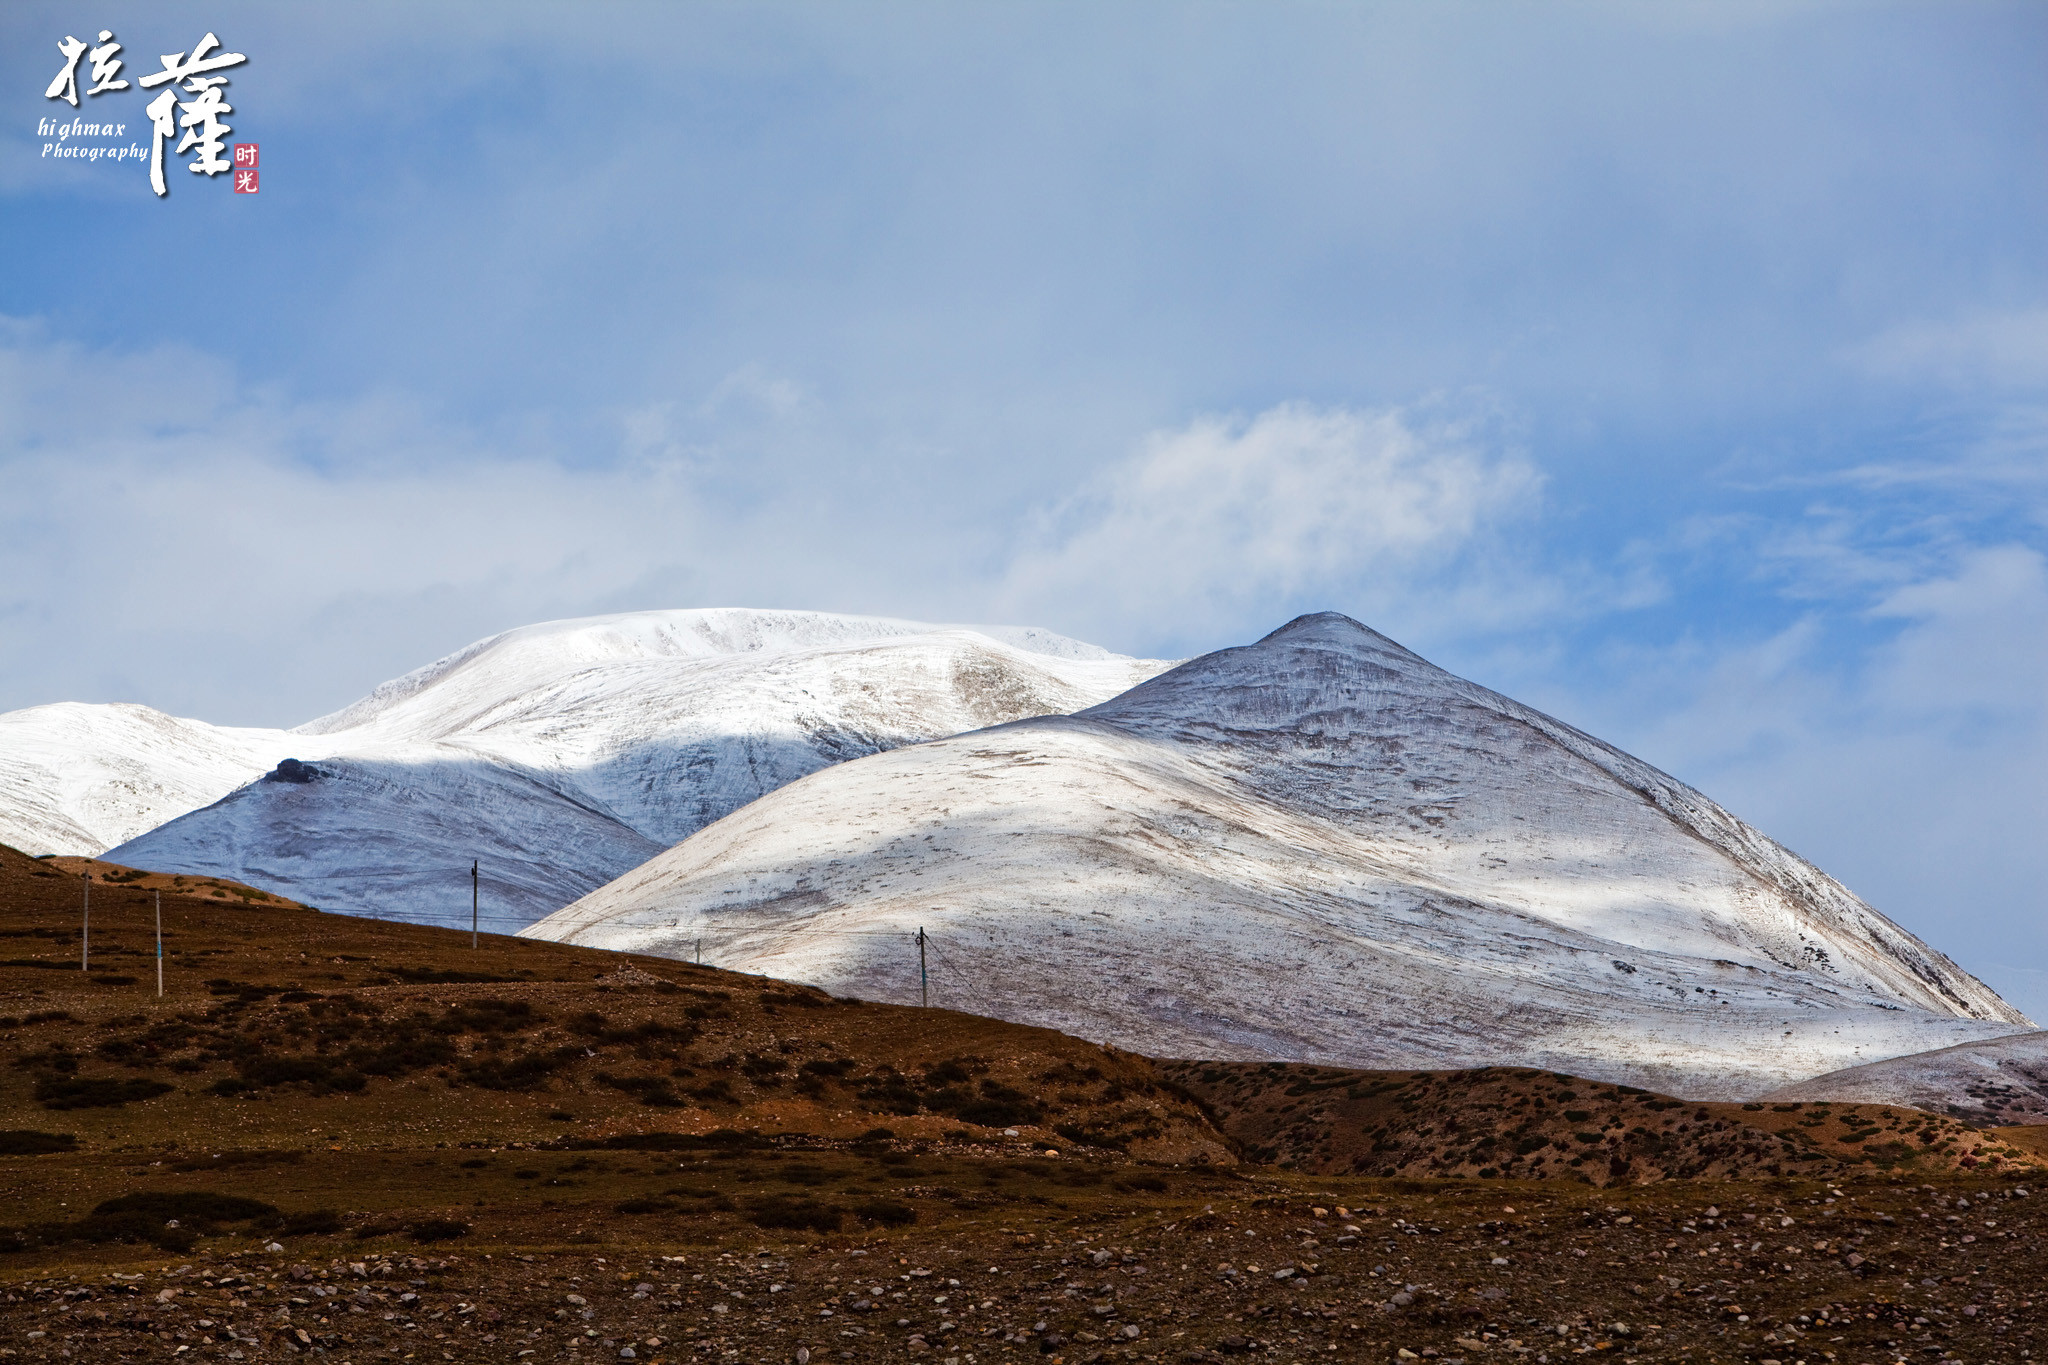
[525,612,2033,1098]
[1762,1031,2048,1125]
[83,609,1170,925]
[0,703,297,856]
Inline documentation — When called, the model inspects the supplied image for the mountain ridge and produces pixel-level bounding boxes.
[73,609,1170,926]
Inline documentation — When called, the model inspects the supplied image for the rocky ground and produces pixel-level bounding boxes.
[0,1160,2040,1364]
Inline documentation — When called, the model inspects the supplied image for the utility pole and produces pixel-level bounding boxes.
[916,926,929,1007]
[471,860,480,950]
[155,890,163,997]
[695,937,702,966]
[80,872,90,972]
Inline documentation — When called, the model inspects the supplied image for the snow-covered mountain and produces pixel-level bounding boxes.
[525,612,2033,1098]
[0,703,298,856]
[86,609,1170,925]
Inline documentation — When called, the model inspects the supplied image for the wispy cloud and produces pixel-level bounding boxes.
[1845,307,2048,392]
[999,402,1544,644]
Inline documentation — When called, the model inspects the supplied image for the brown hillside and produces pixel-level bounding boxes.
[34,853,306,910]
[0,840,1226,1163]
[1160,1061,2044,1186]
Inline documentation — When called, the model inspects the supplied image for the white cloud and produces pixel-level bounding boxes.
[999,402,1543,641]
[1869,543,2048,719]
[1846,308,2048,392]
[0,328,1562,723]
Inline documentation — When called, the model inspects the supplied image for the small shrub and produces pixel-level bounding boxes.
[760,991,830,1009]
[408,1218,470,1244]
[460,1046,578,1091]
[387,967,523,985]
[35,1076,173,1110]
[59,1190,280,1247]
[597,1072,686,1107]
[0,1130,77,1155]
[203,980,280,1001]
[614,1198,675,1215]
[438,999,546,1033]
[351,1218,410,1240]
[747,1195,843,1232]
[13,1045,80,1074]
[279,1209,344,1236]
[778,1163,832,1186]
[799,1058,855,1077]
[943,1078,1039,1122]
[94,1191,279,1223]
[238,1055,367,1094]
[857,1075,923,1115]
[347,1031,457,1077]
[854,1198,916,1226]
[170,1149,301,1173]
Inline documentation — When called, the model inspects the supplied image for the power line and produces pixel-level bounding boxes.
[919,934,985,1014]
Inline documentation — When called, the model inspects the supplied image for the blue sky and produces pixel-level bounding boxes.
[3,2,2044,1015]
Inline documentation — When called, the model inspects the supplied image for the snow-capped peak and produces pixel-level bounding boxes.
[525,611,2028,1097]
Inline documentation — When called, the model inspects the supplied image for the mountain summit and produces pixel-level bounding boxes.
[527,612,2029,1096]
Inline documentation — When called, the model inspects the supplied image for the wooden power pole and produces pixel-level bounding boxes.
[916,926,929,1007]
[80,872,89,972]
[471,860,480,949]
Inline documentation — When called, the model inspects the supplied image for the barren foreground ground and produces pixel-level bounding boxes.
[2,845,2041,1362]
[1,1155,2040,1364]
